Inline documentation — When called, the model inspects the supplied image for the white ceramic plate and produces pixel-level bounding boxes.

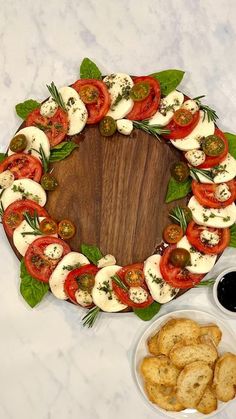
[133,309,236,418]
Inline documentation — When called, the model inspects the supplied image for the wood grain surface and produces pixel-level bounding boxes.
[45,126,186,265]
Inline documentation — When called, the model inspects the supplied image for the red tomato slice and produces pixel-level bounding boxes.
[64,264,99,305]
[2,199,49,237]
[112,263,154,308]
[186,221,230,255]
[126,76,161,121]
[197,129,228,168]
[72,79,110,124]
[24,237,70,282]
[160,246,204,289]
[0,154,42,182]
[192,180,236,208]
[26,108,68,147]
[163,109,200,140]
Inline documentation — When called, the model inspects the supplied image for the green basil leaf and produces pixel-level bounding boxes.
[80,58,102,80]
[49,141,78,163]
[133,302,161,321]
[229,224,236,248]
[150,69,185,96]
[81,244,103,265]
[15,99,40,120]
[196,278,215,287]
[20,260,49,308]
[0,153,6,162]
[165,177,191,203]
[224,132,236,159]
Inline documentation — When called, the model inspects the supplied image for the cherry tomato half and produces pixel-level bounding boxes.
[39,218,58,235]
[197,129,228,169]
[40,173,58,191]
[201,134,225,157]
[173,108,194,127]
[169,248,190,268]
[163,224,184,244]
[170,161,190,183]
[9,134,27,153]
[58,219,76,240]
[130,82,150,102]
[79,84,100,104]
[99,116,116,137]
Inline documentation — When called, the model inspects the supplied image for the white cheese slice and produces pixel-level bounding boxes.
[215,183,232,202]
[144,254,179,303]
[170,111,215,151]
[40,98,58,117]
[181,99,199,114]
[185,150,206,167]
[188,196,236,228]
[149,90,184,126]
[8,127,50,161]
[92,265,128,312]
[59,86,88,135]
[1,179,47,210]
[75,289,93,307]
[177,236,217,274]
[0,170,14,189]
[200,230,220,246]
[104,73,134,120]
[44,243,64,260]
[128,286,148,304]
[116,119,133,135]
[190,154,236,184]
[49,252,90,300]
[97,254,116,268]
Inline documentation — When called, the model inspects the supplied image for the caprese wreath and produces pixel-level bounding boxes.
[1,58,236,327]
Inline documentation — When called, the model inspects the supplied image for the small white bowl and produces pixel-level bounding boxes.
[213,267,236,317]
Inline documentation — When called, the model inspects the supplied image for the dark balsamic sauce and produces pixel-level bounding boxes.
[217,272,236,312]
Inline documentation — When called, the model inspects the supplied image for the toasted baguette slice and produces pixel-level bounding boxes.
[140,355,180,386]
[157,318,201,356]
[145,382,184,412]
[169,342,218,368]
[213,352,236,402]
[197,386,217,414]
[200,324,222,347]
[147,332,160,355]
[176,361,213,408]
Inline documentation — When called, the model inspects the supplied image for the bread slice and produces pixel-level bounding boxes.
[140,355,180,386]
[213,352,236,402]
[197,386,217,414]
[200,324,222,347]
[169,342,218,368]
[157,318,201,356]
[176,361,213,408]
[145,382,184,411]
[147,332,160,355]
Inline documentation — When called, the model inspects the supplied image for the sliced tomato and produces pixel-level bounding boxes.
[197,129,228,168]
[163,109,200,140]
[72,79,110,124]
[186,221,230,255]
[24,237,70,282]
[126,76,161,121]
[192,180,236,208]
[26,108,68,147]
[64,264,99,305]
[2,199,49,237]
[112,263,153,308]
[160,246,204,289]
[0,154,42,182]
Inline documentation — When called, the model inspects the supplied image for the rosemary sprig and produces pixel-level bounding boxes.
[196,278,215,287]
[190,167,214,183]
[32,144,49,173]
[193,95,218,124]
[111,275,129,291]
[46,82,67,112]
[0,201,4,219]
[133,120,170,141]
[22,211,43,237]
[82,306,100,328]
[169,206,188,232]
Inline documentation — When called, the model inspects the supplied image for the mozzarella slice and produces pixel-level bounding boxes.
[1,179,47,210]
[200,230,220,246]
[92,265,128,312]
[129,287,148,303]
[185,150,206,167]
[190,154,236,184]
[49,252,90,300]
[181,99,199,114]
[40,98,58,117]
[104,73,134,120]
[0,170,14,189]
[215,183,232,202]
[44,243,64,260]
[149,90,184,126]
[8,127,50,161]
[59,86,88,135]
[177,236,217,274]
[116,119,133,135]
[144,254,179,304]
[13,217,57,256]
[170,111,215,151]
[75,290,93,307]
[188,196,236,228]
[97,254,116,268]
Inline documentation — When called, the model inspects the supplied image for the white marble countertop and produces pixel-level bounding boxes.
[0,1,236,418]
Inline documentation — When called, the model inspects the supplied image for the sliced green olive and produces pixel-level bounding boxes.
[201,135,225,156]
[9,134,27,153]
[169,248,191,268]
[40,173,58,191]
[170,161,190,183]
[130,82,150,101]
[99,116,116,137]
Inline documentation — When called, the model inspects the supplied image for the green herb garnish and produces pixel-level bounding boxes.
[82,306,101,328]
[150,69,185,96]
[49,141,78,163]
[15,99,40,120]
[165,177,191,203]
[111,275,128,291]
[133,120,170,141]
[193,95,218,123]
[190,167,214,183]
[21,211,42,237]
[169,206,188,232]
[196,278,215,287]
[133,301,161,321]
[46,82,67,112]
[20,260,49,308]
[81,244,103,265]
